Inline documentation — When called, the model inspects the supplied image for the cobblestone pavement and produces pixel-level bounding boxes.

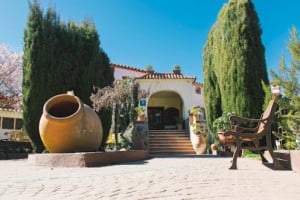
[0,155,300,200]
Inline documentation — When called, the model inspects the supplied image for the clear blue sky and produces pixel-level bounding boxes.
[1,0,299,83]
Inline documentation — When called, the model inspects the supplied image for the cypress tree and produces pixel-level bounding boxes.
[23,1,46,152]
[23,1,113,152]
[203,0,268,139]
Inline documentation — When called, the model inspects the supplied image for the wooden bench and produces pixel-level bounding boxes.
[223,100,285,170]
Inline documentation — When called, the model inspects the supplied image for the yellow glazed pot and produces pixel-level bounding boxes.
[39,94,103,153]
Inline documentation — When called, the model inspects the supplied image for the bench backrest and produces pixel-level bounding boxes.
[257,100,278,134]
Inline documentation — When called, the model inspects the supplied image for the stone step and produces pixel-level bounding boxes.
[148,130,194,155]
[149,146,193,151]
[150,151,195,155]
[149,140,191,145]
[149,147,195,154]
[150,143,192,148]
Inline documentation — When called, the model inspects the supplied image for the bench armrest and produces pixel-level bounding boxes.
[224,130,259,139]
[233,125,257,133]
[230,115,261,123]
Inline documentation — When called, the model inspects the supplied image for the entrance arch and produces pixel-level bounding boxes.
[147,91,184,130]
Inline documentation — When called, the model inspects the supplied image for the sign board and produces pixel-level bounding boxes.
[139,99,146,106]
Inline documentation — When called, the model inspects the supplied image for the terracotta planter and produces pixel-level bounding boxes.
[211,143,218,151]
[211,143,218,155]
[191,133,207,154]
[137,114,146,122]
[218,132,236,145]
[189,114,200,124]
[39,94,103,153]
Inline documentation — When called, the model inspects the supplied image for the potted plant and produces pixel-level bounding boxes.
[213,111,233,132]
[191,122,205,134]
[213,111,235,149]
[190,121,208,154]
[189,106,203,123]
[173,64,181,74]
[145,64,154,74]
[189,106,202,115]
[135,106,146,121]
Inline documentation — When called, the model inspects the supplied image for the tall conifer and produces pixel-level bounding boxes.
[203,0,268,139]
[23,1,113,152]
[271,26,300,135]
[23,1,45,152]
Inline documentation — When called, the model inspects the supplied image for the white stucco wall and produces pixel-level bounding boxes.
[192,85,205,109]
[114,67,146,80]
[136,79,197,119]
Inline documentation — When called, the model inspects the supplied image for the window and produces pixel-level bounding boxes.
[2,117,14,129]
[15,119,23,130]
[195,87,201,94]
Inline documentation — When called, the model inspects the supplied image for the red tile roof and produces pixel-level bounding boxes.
[111,63,147,73]
[136,72,196,82]
[111,63,197,82]
[193,82,203,87]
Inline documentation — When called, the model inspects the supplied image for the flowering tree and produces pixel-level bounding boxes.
[91,78,152,150]
[0,44,22,96]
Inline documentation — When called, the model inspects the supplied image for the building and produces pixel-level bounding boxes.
[0,96,24,140]
[111,64,205,130]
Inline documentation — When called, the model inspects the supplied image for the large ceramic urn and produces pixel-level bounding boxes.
[39,93,103,153]
[190,128,208,154]
[189,116,208,154]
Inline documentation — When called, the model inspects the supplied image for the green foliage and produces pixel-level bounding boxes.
[191,122,207,135]
[283,133,297,150]
[135,106,145,116]
[242,149,260,159]
[212,111,234,135]
[119,80,146,150]
[91,78,141,150]
[22,1,113,152]
[273,114,298,150]
[271,26,300,137]
[145,64,153,71]
[173,64,181,70]
[261,80,272,110]
[22,0,45,152]
[189,106,203,115]
[203,0,268,139]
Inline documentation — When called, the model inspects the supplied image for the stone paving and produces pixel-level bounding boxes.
[0,155,300,200]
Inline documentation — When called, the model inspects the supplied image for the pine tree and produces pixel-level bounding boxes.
[271,26,300,136]
[203,0,268,139]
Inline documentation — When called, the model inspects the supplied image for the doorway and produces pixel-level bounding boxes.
[148,107,164,130]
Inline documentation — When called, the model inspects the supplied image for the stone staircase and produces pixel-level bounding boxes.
[148,130,195,155]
